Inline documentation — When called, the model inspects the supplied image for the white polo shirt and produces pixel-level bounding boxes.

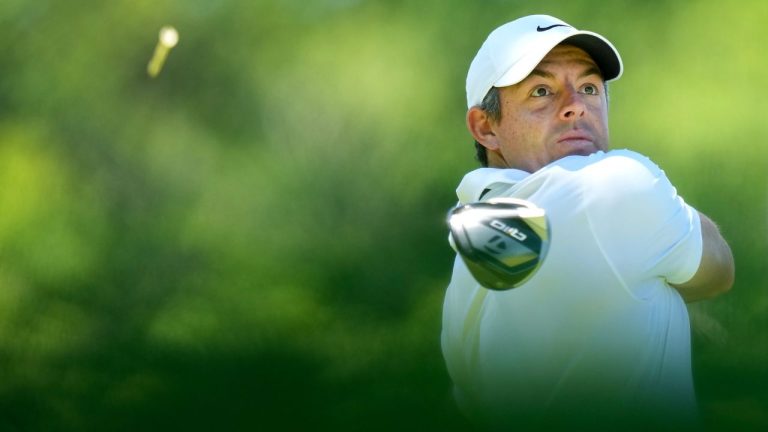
[441,150,702,428]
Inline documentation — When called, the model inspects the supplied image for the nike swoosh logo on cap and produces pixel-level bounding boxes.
[536,24,569,32]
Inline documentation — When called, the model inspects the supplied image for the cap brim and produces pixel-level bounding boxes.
[493,31,623,88]
[562,32,623,82]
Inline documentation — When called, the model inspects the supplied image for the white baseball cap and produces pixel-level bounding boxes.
[466,15,623,108]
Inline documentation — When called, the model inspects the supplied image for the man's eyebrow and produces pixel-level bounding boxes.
[527,68,554,80]
[523,61,604,82]
[580,64,603,79]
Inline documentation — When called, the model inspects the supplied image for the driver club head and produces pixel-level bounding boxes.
[447,198,550,290]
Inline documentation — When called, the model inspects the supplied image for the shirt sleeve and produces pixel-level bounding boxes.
[582,150,703,287]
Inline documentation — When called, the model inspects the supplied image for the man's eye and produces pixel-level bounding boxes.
[581,84,599,95]
[531,87,551,97]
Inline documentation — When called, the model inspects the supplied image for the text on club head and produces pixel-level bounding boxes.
[489,219,527,241]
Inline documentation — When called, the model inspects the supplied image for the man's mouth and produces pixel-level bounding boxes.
[557,131,593,144]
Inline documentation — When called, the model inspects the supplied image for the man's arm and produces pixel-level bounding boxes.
[671,212,735,303]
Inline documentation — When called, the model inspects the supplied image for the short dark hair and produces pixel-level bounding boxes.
[473,87,501,167]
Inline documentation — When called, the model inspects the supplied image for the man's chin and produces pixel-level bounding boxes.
[562,147,599,158]
[555,140,603,158]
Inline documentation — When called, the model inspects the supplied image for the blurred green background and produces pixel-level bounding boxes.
[0,0,765,430]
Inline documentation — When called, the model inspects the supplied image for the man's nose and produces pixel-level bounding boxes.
[559,90,586,120]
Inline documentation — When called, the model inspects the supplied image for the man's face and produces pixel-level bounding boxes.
[484,45,609,172]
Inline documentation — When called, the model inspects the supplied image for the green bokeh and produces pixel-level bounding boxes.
[0,0,765,430]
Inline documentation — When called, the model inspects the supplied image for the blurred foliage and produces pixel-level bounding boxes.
[0,0,765,430]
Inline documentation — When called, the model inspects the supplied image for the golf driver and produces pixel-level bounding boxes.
[447,197,550,290]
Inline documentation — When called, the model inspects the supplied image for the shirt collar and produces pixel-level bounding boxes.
[456,167,530,204]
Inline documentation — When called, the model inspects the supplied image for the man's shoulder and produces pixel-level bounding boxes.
[544,150,664,190]
[455,150,665,203]
[550,149,660,174]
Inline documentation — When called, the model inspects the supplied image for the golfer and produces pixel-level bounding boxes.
[441,14,735,430]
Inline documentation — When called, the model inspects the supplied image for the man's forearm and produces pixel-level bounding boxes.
[671,212,735,303]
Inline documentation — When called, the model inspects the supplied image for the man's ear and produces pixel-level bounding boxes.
[466,107,500,150]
